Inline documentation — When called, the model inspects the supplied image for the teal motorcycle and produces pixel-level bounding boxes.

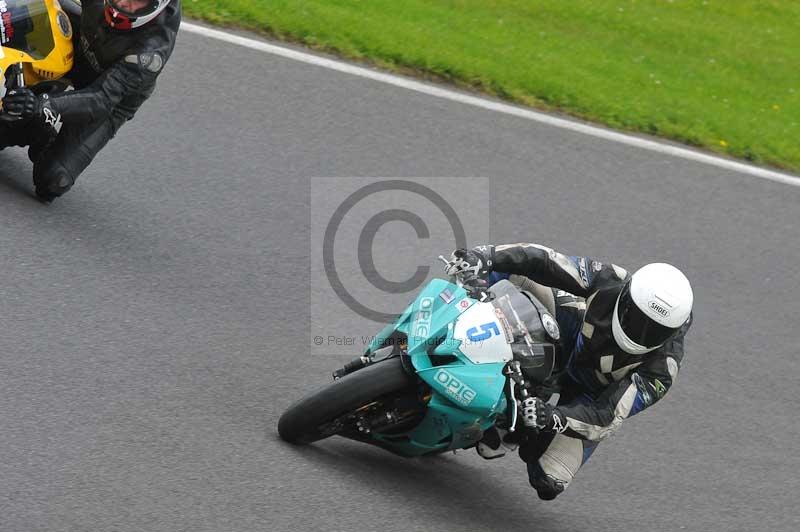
[278,262,561,457]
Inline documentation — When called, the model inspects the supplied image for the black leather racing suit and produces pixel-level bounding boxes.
[0,0,181,197]
[483,243,691,499]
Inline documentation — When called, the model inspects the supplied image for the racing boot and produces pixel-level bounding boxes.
[528,467,566,501]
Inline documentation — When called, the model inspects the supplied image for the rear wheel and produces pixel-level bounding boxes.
[277,357,416,445]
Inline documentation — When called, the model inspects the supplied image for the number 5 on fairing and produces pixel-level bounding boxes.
[466,321,500,342]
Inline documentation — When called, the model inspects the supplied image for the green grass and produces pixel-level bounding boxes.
[184,1,800,171]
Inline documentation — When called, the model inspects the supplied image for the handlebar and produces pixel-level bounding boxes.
[437,255,491,301]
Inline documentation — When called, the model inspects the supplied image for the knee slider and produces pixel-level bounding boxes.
[34,163,75,198]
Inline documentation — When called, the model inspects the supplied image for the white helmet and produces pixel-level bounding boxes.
[104,0,172,30]
[612,263,693,355]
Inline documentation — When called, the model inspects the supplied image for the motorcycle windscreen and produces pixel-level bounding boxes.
[490,280,544,340]
[490,280,555,382]
[1,0,55,60]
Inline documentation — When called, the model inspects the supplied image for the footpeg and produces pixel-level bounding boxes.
[332,356,370,380]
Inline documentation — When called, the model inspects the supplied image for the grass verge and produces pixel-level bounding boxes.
[183,0,800,172]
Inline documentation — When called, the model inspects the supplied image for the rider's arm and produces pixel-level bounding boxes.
[556,324,689,442]
[488,243,628,297]
[47,56,160,124]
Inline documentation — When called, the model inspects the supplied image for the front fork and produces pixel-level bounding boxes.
[503,360,530,433]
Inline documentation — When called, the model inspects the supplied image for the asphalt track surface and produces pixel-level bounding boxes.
[1,25,799,532]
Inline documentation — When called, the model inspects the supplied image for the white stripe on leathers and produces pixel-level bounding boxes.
[565,381,639,441]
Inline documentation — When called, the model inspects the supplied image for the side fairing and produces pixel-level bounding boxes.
[367,279,509,415]
[364,278,473,359]
[365,279,511,455]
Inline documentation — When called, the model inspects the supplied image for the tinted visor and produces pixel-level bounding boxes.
[617,283,677,348]
[107,0,159,17]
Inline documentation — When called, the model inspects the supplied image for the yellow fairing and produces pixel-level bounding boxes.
[0,0,74,85]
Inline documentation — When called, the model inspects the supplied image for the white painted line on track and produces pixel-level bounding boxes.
[182,22,800,188]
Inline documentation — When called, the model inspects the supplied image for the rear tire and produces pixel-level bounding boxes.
[277,357,414,445]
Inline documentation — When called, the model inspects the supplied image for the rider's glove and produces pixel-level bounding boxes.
[444,245,494,277]
[3,88,42,118]
[520,397,568,434]
[2,89,62,134]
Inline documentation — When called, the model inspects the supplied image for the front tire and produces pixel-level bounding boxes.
[277,357,414,445]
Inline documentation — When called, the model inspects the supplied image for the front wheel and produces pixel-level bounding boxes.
[277,357,415,445]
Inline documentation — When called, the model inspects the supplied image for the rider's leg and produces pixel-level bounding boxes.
[521,386,600,500]
[0,118,40,150]
[0,122,11,151]
[508,274,557,316]
[486,272,558,316]
[32,118,115,201]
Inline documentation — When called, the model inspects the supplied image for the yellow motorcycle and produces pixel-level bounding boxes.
[0,0,76,116]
